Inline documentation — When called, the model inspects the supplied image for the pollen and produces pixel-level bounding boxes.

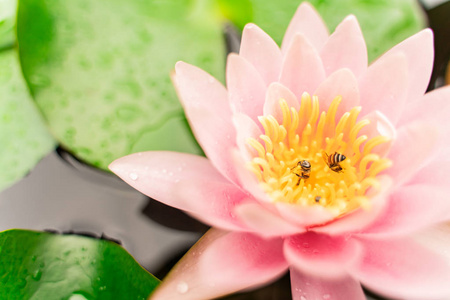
[246,93,392,217]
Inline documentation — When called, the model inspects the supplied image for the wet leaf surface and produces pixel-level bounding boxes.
[0,229,159,299]
[0,50,55,191]
[17,0,223,170]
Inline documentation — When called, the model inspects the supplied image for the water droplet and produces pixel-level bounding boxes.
[302,242,310,248]
[116,105,140,123]
[323,294,331,299]
[129,173,138,180]
[17,278,27,288]
[176,281,189,294]
[99,286,106,291]
[68,294,88,300]
[29,74,51,87]
[300,296,307,300]
[32,269,42,281]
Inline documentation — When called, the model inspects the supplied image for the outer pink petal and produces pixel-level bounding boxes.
[350,236,450,300]
[240,23,283,84]
[387,122,439,186]
[280,34,326,99]
[275,203,336,227]
[320,15,367,78]
[285,232,362,278]
[362,184,450,237]
[175,179,254,231]
[281,2,329,53]
[235,202,305,238]
[382,29,434,100]
[174,62,238,184]
[226,54,267,122]
[109,151,247,231]
[408,159,450,187]
[358,111,396,157]
[290,268,366,300]
[314,68,360,119]
[232,113,263,161]
[314,176,392,235]
[263,82,300,124]
[399,86,450,140]
[358,52,408,124]
[151,229,289,300]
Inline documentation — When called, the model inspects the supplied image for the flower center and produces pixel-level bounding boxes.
[246,93,392,217]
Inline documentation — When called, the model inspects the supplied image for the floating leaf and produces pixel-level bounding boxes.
[17,0,224,170]
[0,229,160,299]
[218,0,426,61]
[0,50,55,191]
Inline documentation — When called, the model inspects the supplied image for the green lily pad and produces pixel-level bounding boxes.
[0,229,160,299]
[17,0,223,170]
[0,50,55,191]
[0,0,17,50]
[218,0,426,62]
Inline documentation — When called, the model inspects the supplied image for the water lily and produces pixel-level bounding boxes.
[110,2,450,299]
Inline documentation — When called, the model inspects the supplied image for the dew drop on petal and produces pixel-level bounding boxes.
[129,173,138,180]
[323,294,331,299]
[176,281,189,294]
[300,296,307,300]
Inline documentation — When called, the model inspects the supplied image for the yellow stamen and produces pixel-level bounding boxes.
[246,93,392,218]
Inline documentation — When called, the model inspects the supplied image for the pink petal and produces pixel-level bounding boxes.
[349,236,450,299]
[314,68,360,119]
[235,202,304,238]
[290,267,366,300]
[226,54,267,122]
[240,23,283,84]
[281,2,329,54]
[320,15,367,78]
[151,229,289,300]
[358,111,396,157]
[382,29,434,100]
[280,34,326,99]
[387,122,439,187]
[175,179,254,231]
[358,52,408,124]
[399,86,450,140]
[285,232,362,278]
[109,151,247,231]
[232,113,263,161]
[174,62,238,184]
[231,149,273,203]
[314,176,392,235]
[275,203,336,227]
[408,159,450,187]
[263,82,300,124]
[362,184,450,237]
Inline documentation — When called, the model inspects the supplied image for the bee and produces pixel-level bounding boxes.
[292,160,311,185]
[323,151,346,173]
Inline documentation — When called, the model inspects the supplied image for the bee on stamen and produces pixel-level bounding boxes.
[292,160,311,185]
[323,151,346,173]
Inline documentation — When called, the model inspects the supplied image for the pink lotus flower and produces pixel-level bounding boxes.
[110,3,450,300]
